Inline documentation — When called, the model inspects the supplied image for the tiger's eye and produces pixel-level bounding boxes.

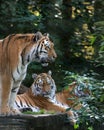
[38,79,43,85]
[46,39,48,42]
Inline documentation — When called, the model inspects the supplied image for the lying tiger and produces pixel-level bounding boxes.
[56,81,91,111]
[0,32,57,114]
[15,71,91,124]
[15,71,78,124]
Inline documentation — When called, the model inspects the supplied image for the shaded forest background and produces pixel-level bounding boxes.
[0,0,104,129]
[0,0,104,87]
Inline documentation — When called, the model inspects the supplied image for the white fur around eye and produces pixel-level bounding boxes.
[38,79,43,85]
[47,77,51,84]
[44,39,50,47]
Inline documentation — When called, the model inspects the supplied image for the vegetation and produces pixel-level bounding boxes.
[64,71,104,130]
[23,109,55,115]
[0,0,104,129]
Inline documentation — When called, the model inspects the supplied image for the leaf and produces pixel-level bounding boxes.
[88,126,93,130]
[74,123,79,129]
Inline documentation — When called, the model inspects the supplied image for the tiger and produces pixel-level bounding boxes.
[15,71,78,124]
[56,82,91,110]
[0,32,57,115]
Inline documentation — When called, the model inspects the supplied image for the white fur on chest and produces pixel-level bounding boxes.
[13,56,27,81]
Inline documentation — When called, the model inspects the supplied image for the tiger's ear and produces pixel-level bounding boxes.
[32,74,38,79]
[33,31,43,42]
[43,33,49,37]
[48,70,52,76]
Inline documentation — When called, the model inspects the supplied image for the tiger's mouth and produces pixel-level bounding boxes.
[41,63,48,67]
[42,91,51,97]
[40,57,55,67]
[41,58,49,67]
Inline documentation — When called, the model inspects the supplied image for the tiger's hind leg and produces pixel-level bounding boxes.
[0,76,13,115]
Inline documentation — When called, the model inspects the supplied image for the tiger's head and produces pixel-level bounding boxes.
[33,32,57,66]
[31,71,56,99]
[21,31,57,66]
[64,82,91,98]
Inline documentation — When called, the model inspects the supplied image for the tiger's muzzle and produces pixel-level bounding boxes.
[40,57,56,67]
[42,91,51,97]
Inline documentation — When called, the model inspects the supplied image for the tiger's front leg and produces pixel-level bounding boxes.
[9,81,22,114]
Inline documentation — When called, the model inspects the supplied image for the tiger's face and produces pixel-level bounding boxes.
[21,32,57,67]
[31,71,56,99]
[33,32,57,67]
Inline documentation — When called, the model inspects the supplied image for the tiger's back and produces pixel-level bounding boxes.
[16,90,40,112]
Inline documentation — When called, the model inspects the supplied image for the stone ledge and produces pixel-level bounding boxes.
[0,113,73,130]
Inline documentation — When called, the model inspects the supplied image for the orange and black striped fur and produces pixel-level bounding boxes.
[15,71,77,124]
[0,32,57,114]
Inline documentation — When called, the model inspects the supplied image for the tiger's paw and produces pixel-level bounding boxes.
[10,108,21,115]
[1,106,11,115]
[1,107,21,115]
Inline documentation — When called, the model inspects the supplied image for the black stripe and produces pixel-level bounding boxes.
[20,100,23,107]
[21,50,31,65]
[15,35,27,41]
[2,34,15,49]
[12,73,16,82]
[17,96,24,107]
[40,50,47,54]
[15,101,20,108]
[21,53,25,66]
[27,55,30,62]
[32,48,36,55]
[40,44,43,52]
[35,42,41,57]
[23,98,31,107]
[17,66,20,74]
[47,46,50,49]
[7,34,15,45]
[11,87,18,93]
[3,35,12,49]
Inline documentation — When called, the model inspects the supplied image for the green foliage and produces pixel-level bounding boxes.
[93,21,104,67]
[23,109,55,115]
[0,0,41,38]
[74,123,79,130]
[23,109,45,115]
[64,71,104,129]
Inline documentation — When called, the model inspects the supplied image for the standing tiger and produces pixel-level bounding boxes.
[0,32,57,115]
[15,71,77,124]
